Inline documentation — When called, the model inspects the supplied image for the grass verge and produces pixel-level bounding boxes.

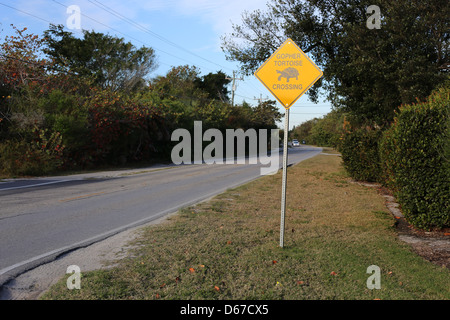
[41,153,450,300]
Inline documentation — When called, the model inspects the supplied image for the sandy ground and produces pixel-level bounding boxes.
[0,212,176,300]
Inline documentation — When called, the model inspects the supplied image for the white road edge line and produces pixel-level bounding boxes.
[0,180,71,191]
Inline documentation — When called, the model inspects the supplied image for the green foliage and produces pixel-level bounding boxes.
[194,70,231,102]
[193,101,233,130]
[145,65,209,130]
[41,90,90,167]
[379,87,449,229]
[85,88,169,165]
[227,100,282,131]
[0,129,64,176]
[291,118,315,144]
[339,125,382,183]
[292,110,345,147]
[43,24,157,93]
[0,25,288,176]
[146,66,282,132]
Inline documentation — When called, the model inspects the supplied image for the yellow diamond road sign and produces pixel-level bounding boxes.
[254,38,323,109]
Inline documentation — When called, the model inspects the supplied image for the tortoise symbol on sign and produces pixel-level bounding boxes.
[277,67,299,82]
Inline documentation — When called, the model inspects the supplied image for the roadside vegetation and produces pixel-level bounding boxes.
[2,0,448,299]
[41,153,449,300]
[0,24,281,178]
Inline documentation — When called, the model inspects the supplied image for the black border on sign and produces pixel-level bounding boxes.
[254,38,323,109]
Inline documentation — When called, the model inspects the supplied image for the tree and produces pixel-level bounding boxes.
[0,25,55,142]
[292,118,316,143]
[194,71,231,102]
[309,110,345,147]
[222,0,449,126]
[0,25,50,94]
[250,99,283,129]
[149,65,208,106]
[43,24,157,93]
[291,110,345,147]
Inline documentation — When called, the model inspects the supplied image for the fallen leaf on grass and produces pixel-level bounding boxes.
[330,271,338,276]
[272,260,278,264]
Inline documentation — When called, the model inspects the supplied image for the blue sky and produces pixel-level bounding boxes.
[0,0,332,129]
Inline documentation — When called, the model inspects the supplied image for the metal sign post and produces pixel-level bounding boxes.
[280,107,289,248]
[254,38,322,248]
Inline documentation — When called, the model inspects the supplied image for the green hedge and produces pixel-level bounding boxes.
[379,87,449,230]
[339,125,383,183]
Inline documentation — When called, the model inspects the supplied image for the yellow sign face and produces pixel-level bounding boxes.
[254,38,323,109]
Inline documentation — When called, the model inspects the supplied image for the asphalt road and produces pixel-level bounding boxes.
[0,146,321,285]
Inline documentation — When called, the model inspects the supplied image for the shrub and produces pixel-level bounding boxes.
[37,89,91,168]
[292,111,346,148]
[0,129,64,176]
[86,89,170,165]
[339,125,383,183]
[379,87,449,229]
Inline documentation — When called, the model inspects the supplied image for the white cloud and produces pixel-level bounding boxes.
[174,0,269,35]
[129,0,269,36]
